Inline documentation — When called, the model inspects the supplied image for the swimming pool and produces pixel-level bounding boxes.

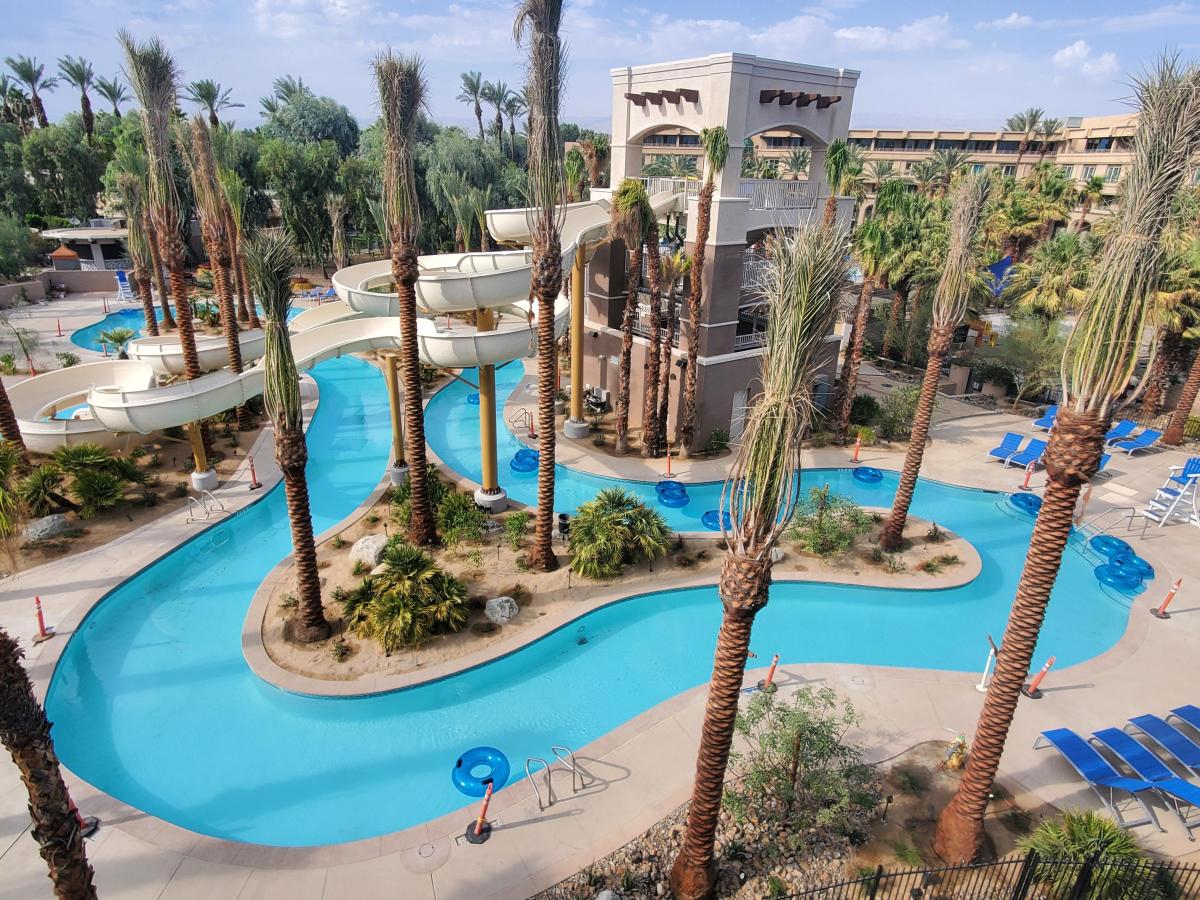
[44,358,1130,847]
[70,305,300,352]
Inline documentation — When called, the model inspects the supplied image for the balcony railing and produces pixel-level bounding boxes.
[741,250,769,292]
[630,301,682,346]
[636,176,701,200]
[737,179,818,210]
[733,331,767,351]
[80,258,132,271]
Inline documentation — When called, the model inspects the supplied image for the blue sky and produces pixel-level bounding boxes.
[3,0,1198,132]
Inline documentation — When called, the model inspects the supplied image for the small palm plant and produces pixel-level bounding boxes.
[98,326,136,357]
[243,228,330,642]
[1018,811,1152,899]
[567,488,671,579]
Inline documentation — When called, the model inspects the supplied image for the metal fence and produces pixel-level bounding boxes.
[787,851,1200,899]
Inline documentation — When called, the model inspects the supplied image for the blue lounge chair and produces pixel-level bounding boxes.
[1006,438,1048,470]
[1167,458,1200,489]
[115,269,136,302]
[1097,453,1112,476]
[1092,728,1200,839]
[1105,420,1137,444]
[1110,429,1163,456]
[1032,405,1057,431]
[1168,705,1200,734]
[987,432,1024,464]
[1128,716,1200,776]
[1035,728,1161,830]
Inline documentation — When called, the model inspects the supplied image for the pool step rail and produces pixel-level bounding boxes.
[186,490,229,525]
[526,744,587,812]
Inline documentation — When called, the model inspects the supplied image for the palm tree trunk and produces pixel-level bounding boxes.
[615,243,642,455]
[680,180,713,457]
[0,378,27,456]
[1164,347,1200,446]
[881,288,905,359]
[80,93,93,142]
[132,261,160,337]
[224,210,250,324]
[0,629,98,900]
[1073,196,1093,233]
[835,276,874,440]
[146,209,175,330]
[475,104,483,143]
[1139,327,1175,414]
[238,250,260,330]
[658,291,678,449]
[394,240,437,545]
[526,227,561,572]
[670,554,772,899]
[210,252,254,431]
[164,257,201,380]
[823,194,838,227]
[904,287,927,365]
[880,326,951,550]
[641,238,663,458]
[934,409,1104,863]
[33,94,48,129]
[275,433,329,641]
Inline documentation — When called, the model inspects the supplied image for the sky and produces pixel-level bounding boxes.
[3,0,1199,133]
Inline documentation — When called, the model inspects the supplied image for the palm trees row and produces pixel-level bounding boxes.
[456,70,526,159]
[2,55,135,137]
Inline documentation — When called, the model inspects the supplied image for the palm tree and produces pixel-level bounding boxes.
[144,205,174,329]
[834,213,890,440]
[985,182,1042,263]
[94,75,129,118]
[504,91,526,159]
[822,138,863,226]
[1035,117,1064,161]
[1073,175,1106,232]
[611,184,646,457]
[110,149,161,338]
[1003,231,1095,318]
[563,149,585,203]
[326,191,349,269]
[457,71,486,142]
[185,79,244,130]
[865,159,896,188]
[669,223,849,899]
[5,56,56,128]
[0,76,12,125]
[56,56,94,140]
[578,134,609,189]
[481,80,508,146]
[120,33,202,391]
[1,628,98,899]
[935,57,1200,863]
[1165,331,1200,444]
[515,0,565,572]
[929,147,971,192]
[641,204,665,458]
[243,230,330,641]
[1004,107,1043,173]
[216,163,259,327]
[879,191,932,358]
[909,157,939,196]
[781,146,811,180]
[657,250,690,448]
[643,155,697,179]
[177,116,253,431]
[272,74,312,105]
[376,52,437,546]
[1143,236,1200,414]
[0,376,26,458]
[469,185,493,252]
[679,126,728,457]
[880,175,990,550]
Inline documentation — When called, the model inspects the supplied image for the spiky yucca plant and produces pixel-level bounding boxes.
[670,224,849,899]
[935,56,1200,865]
[244,229,330,642]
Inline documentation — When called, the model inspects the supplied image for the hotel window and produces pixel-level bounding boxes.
[1105,165,1121,183]
[997,140,1020,154]
[763,135,805,148]
[1002,165,1016,177]
[965,140,994,152]
[848,137,872,148]
[935,139,965,150]
[1059,165,1073,179]
[903,138,931,151]
[1082,165,1096,180]
[970,163,986,174]
[678,134,699,147]
[1085,137,1113,152]
[875,138,898,150]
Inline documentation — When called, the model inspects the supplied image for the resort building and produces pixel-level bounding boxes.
[580,52,860,445]
[40,217,131,271]
[848,114,1138,228]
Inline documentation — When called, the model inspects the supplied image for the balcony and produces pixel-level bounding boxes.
[737,179,818,210]
[741,250,769,292]
[629,301,682,346]
[636,176,701,200]
[734,305,768,351]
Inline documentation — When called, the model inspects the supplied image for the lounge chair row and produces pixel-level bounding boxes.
[1033,408,1162,456]
[1036,704,1200,840]
[296,286,336,301]
[986,433,1112,474]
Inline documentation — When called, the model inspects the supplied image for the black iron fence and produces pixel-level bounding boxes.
[787,851,1200,899]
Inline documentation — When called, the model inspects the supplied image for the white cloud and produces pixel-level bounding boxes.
[976,12,1032,30]
[835,14,965,52]
[1101,2,1200,32]
[1052,40,1119,80]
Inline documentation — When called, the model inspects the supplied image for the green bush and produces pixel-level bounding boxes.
[391,464,451,526]
[568,487,671,579]
[786,486,872,560]
[723,685,879,837]
[72,469,126,518]
[0,354,15,375]
[55,352,80,368]
[437,490,486,545]
[702,428,730,454]
[1018,811,1163,898]
[51,442,113,475]
[344,539,468,652]
[854,424,877,446]
[17,466,69,517]
[503,510,532,551]
[877,386,920,441]
[849,393,880,425]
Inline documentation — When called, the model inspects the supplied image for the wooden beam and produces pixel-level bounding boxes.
[778,91,802,106]
[660,89,681,103]
[759,89,782,103]
[677,88,699,102]
[624,92,646,107]
[817,95,842,109]
[796,93,817,107]
[643,91,665,106]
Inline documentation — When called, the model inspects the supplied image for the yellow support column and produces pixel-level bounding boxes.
[564,243,590,439]
[383,353,406,482]
[187,421,216,491]
[474,307,506,511]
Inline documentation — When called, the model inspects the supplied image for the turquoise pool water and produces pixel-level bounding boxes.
[70,305,300,352]
[44,358,1130,847]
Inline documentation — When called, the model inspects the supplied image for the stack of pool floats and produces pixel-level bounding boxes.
[656,480,689,508]
[1089,534,1155,593]
[509,447,539,472]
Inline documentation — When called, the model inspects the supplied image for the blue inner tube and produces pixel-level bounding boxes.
[1089,534,1132,560]
[701,509,731,531]
[656,480,684,494]
[509,448,539,473]
[1009,492,1043,516]
[1110,553,1154,581]
[466,392,480,405]
[451,746,510,797]
[659,488,689,508]
[853,466,883,484]
[1095,564,1142,592]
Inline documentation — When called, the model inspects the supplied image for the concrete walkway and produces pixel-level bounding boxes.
[3,352,1200,899]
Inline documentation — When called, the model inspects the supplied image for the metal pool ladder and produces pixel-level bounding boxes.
[525,745,587,811]
[186,490,228,524]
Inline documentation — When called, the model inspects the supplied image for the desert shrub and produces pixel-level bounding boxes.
[877,386,920,441]
[504,510,532,551]
[0,354,15,375]
[786,486,872,560]
[344,539,468,652]
[1018,811,1163,898]
[854,424,877,446]
[55,352,80,368]
[72,469,127,518]
[330,641,351,662]
[702,428,729,454]
[437,490,486,545]
[51,442,113,476]
[330,534,346,549]
[849,393,880,426]
[568,487,671,579]
[723,685,879,837]
[925,522,945,543]
[17,466,69,517]
[391,463,451,526]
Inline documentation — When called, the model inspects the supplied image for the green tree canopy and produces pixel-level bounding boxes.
[261,94,360,157]
[20,113,115,219]
[258,137,340,261]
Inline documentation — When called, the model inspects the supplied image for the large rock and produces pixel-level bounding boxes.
[23,514,71,542]
[484,596,519,625]
[349,534,388,569]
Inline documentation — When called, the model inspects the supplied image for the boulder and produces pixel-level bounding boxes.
[484,596,519,625]
[349,533,388,569]
[23,514,71,542]
[770,547,786,563]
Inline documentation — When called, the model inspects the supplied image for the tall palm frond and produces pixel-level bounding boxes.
[94,75,129,117]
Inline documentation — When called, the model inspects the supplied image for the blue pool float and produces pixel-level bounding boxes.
[701,509,732,531]
[451,746,510,797]
[466,392,480,405]
[1009,492,1042,516]
[1094,564,1142,592]
[656,480,684,494]
[853,466,883,484]
[659,488,689,508]
[509,448,539,473]
[1110,553,1154,581]
[1089,534,1132,560]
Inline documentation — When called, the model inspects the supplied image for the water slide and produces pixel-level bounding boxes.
[12,191,683,450]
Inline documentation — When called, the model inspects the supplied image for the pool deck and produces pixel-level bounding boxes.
[3,346,1200,897]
